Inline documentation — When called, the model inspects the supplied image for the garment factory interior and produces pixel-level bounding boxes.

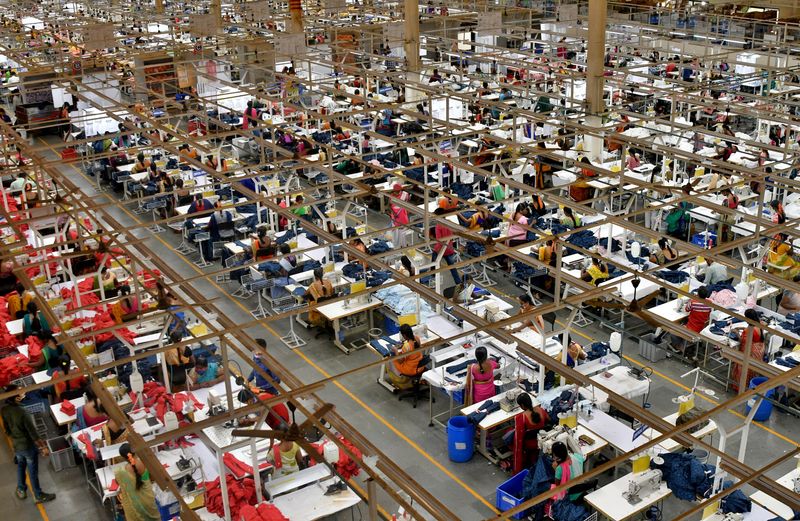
[2,0,800,520]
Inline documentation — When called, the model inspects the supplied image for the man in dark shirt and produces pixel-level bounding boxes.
[247,338,281,394]
[1,385,56,502]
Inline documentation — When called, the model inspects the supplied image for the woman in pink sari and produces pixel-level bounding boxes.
[465,346,498,406]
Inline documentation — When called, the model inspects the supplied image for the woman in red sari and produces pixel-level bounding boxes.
[731,309,765,392]
[510,393,549,474]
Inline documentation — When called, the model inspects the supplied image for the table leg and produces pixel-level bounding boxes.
[333,317,348,354]
[428,384,434,427]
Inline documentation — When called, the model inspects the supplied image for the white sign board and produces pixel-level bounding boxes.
[191,14,219,37]
[477,12,502,36]
[325,0,346,13]
[557,4,578,21]
[275,33,306,58]
[243,0,271,21]
[383,22,404,49]
[82,23,116,50]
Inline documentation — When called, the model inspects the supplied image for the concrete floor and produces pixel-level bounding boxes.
[14,133,800,520]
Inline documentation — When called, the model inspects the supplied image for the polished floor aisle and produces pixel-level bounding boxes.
[14,132,800,520]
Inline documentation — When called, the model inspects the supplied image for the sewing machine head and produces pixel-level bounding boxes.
[720,514,744,521]
[793,475,800,494]
[538,426,582,455]
[622,469,663,505]
[499,388,522,412]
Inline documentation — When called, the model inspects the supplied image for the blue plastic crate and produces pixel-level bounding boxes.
[496,469,529,519]
[691,231,717,248]
[156,498,179,521]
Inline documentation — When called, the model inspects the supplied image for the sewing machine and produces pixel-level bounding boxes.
[344,280,369,309]
[793,474,800,494]
[718,514,744,521]
[207,393,226,417]
[499,388,522,412]
[538,425,582,455]
[622,469,663,504]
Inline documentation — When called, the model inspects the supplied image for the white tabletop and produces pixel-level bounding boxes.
[645,411,717,452]
[6,318,22,336]
[317,296,382,321]
[585,470,671,521]
[584,366,651,404]
[750,468,799,520]
[702,503,779,521]
[264,463,331,498]
[49,396,85,426]
[271,477,361,520]
[580,408,663,454]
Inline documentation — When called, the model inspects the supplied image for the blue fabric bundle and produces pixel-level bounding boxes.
[467,400,500,425]
[481,229,501,238]
[704,281,735,294]
[775,357,800,368]
[301,260,321,272]
[548,389,579,417]
[536,217,568,235]
[258,261,283,275]
[551,499,589,521]
[720,485,751,514]
[585,342,609,361]
[564,230,598,255]
[276,230,296,245]
[522,454,555,520]
[651,453,715,500]
[466,242,485,257]
[342,262,364,279]
[367,271,391,287]
[244,209,269,229]
[513,262,539,279]
[450,183,473,200]
[368,240,391,255]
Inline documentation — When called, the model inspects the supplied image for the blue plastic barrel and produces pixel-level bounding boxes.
[447,416,475,462]
[745,377,775,422]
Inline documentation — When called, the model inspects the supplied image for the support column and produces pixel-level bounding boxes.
[404,0,422,102]
[155,0,164,14]
[289,0,304,34]
[584,0,607,162]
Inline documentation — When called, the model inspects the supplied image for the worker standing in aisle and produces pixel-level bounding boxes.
[2,385,56,503]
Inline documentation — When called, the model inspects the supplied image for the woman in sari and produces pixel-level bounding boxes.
[115,443,159,521]
[110,285,140,324]
[465,346,498,406]
[569,157,596,203]
[73,390,108,430]
[307,269,334,337]
[508,393,549,474]
[766,233,798,280]
[22,302,50,337]
[731,309,765,393]
[393,324,429,377]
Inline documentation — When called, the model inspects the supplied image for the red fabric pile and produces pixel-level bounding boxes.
[311,435,362,480]
[59,277,100,310]
[137,269,161,289]
[60,399,76,415]
[24,335,43,365]
[89,311,135,345]
[239,504,289,521]
[0,354,33,387]
[223,453,271,479]
[204,475,257,520]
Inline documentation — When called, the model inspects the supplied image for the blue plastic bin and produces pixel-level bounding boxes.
[745,376,775,422]
[496,469,530,519]
[447,416,474,462]
[384,316,399,335]
[155,498,180,521]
